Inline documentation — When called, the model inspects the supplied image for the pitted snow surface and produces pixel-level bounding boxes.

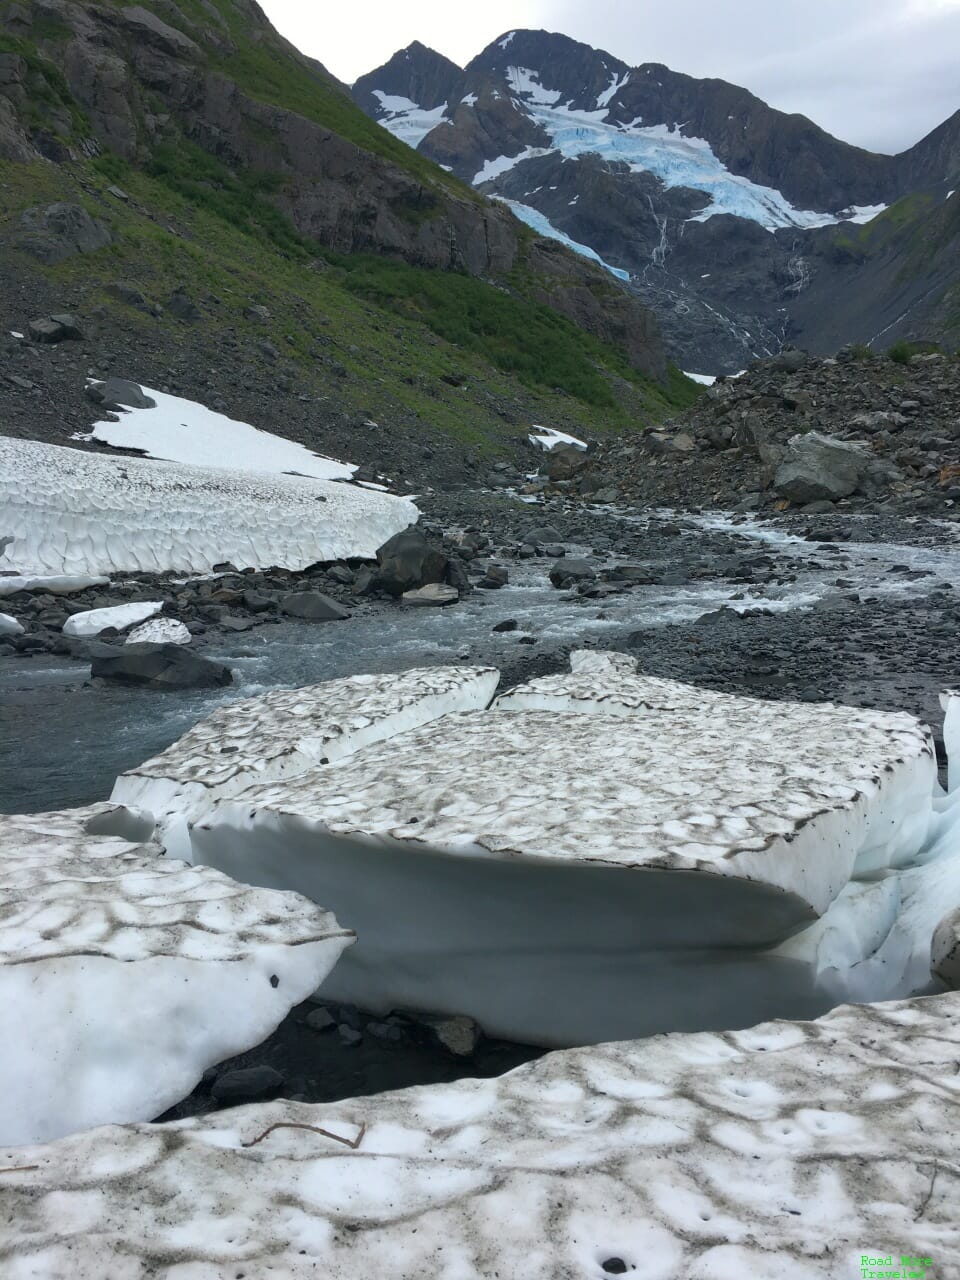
[0,439,418,575]
[2,992,958,1278]
[125,617,191,645]
[0,805,353,1143]
[112,666,500,808]
[216,693,931,913]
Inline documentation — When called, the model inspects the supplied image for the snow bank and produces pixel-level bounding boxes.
[3,990,958,1276]
[0,573,109,597]
[111,666,500,859]
[528,425,587,451]
[62,600,162,638]
[187,654,941,1046]
[0,613,23,637]
[0,439,418,575]
[0,804,353,1145]
[82,384,356,481]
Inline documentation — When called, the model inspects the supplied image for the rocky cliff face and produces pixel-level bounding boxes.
[354,28,960,372]
[0,0,667,381]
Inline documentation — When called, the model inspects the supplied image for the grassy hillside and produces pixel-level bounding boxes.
[0,0,699,458]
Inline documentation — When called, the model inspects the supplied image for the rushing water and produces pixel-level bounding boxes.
[3,515,958,814]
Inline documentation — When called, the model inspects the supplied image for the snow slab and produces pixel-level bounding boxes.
[0,439,418,575]
[0,613,23,637]
[0,573,109,597]
[188,653,941,1045]
[62,599,162,638]
[82,384,356,481]
[111,666,500,859]
[0,804,353,1145]
[528,425,587,451]
[126,616,191,645]
[2,990,958,1278]
[683,370,717,386]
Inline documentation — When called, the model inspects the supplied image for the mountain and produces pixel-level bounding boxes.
[353,29,960,371]
[0,1,693,488]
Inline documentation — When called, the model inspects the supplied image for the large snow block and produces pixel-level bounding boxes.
[0,805,353,1145]
[2,991,958,1277]
[0,438,418,575]
[111,666,500,859]
[190,654,938,1046]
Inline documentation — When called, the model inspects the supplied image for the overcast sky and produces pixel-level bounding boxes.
[260,0,960,154]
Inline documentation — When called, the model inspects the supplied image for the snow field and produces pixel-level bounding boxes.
[0,439,418,575]
[0,804,353,1144]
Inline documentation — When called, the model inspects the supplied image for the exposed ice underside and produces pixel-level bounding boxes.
[0,805,353,1144]
[3,991,958,1277]
[128,651,952,1046]
[0,439,418,576]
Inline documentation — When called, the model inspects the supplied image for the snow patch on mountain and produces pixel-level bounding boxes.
[80,385,356,481]
[371,91,448,147]
[473,145,552,184]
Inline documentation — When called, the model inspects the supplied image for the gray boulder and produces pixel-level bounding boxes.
[85,378,156,410]
[549,558,596,588]
[28,314,83,344]
[375,527,447,597]
[90,642,233,689]
[547,445,589,482]
[167,287,201,321]
[210,1065,284,1104]
[280,592,350,621]
[773,432,872,503]
[18,203,113,265]
[106,281,149,310]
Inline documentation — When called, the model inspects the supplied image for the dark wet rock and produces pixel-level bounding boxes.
[85,377,156,410]
[89,642,233,689]
[280,592,350,621]
[210,1065,285,1103]
[375,527,448,596]
[28,314,83,344]
[167,287,201,321]
[549,558,596,588]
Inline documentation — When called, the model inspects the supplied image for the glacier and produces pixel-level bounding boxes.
[0,804,353,1145]
[136,650,958,1047]
[3,988,957,1276]
[493,197,632,279]
[377,68,887,234]
[0,439,418,576]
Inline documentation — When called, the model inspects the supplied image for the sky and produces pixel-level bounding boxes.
[259,0,960,154]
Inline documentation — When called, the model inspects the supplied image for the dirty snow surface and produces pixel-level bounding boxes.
[0,805,353,1144]
[179,653,947,1045]
[2,991,958,1278]
[0,439,418,575]
[111,666,500,858]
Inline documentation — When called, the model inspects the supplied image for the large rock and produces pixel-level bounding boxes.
[85,378,157,410]
[549,557,596,588]
[546,444,590,482]
[17,204,113,265]
[773,431,873,502]
[280,592,350,621]
[90,642,233,689]
[375,527,448,597]
[28,314,84,344]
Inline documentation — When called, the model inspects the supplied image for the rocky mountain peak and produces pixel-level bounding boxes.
[352,40,463,116]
